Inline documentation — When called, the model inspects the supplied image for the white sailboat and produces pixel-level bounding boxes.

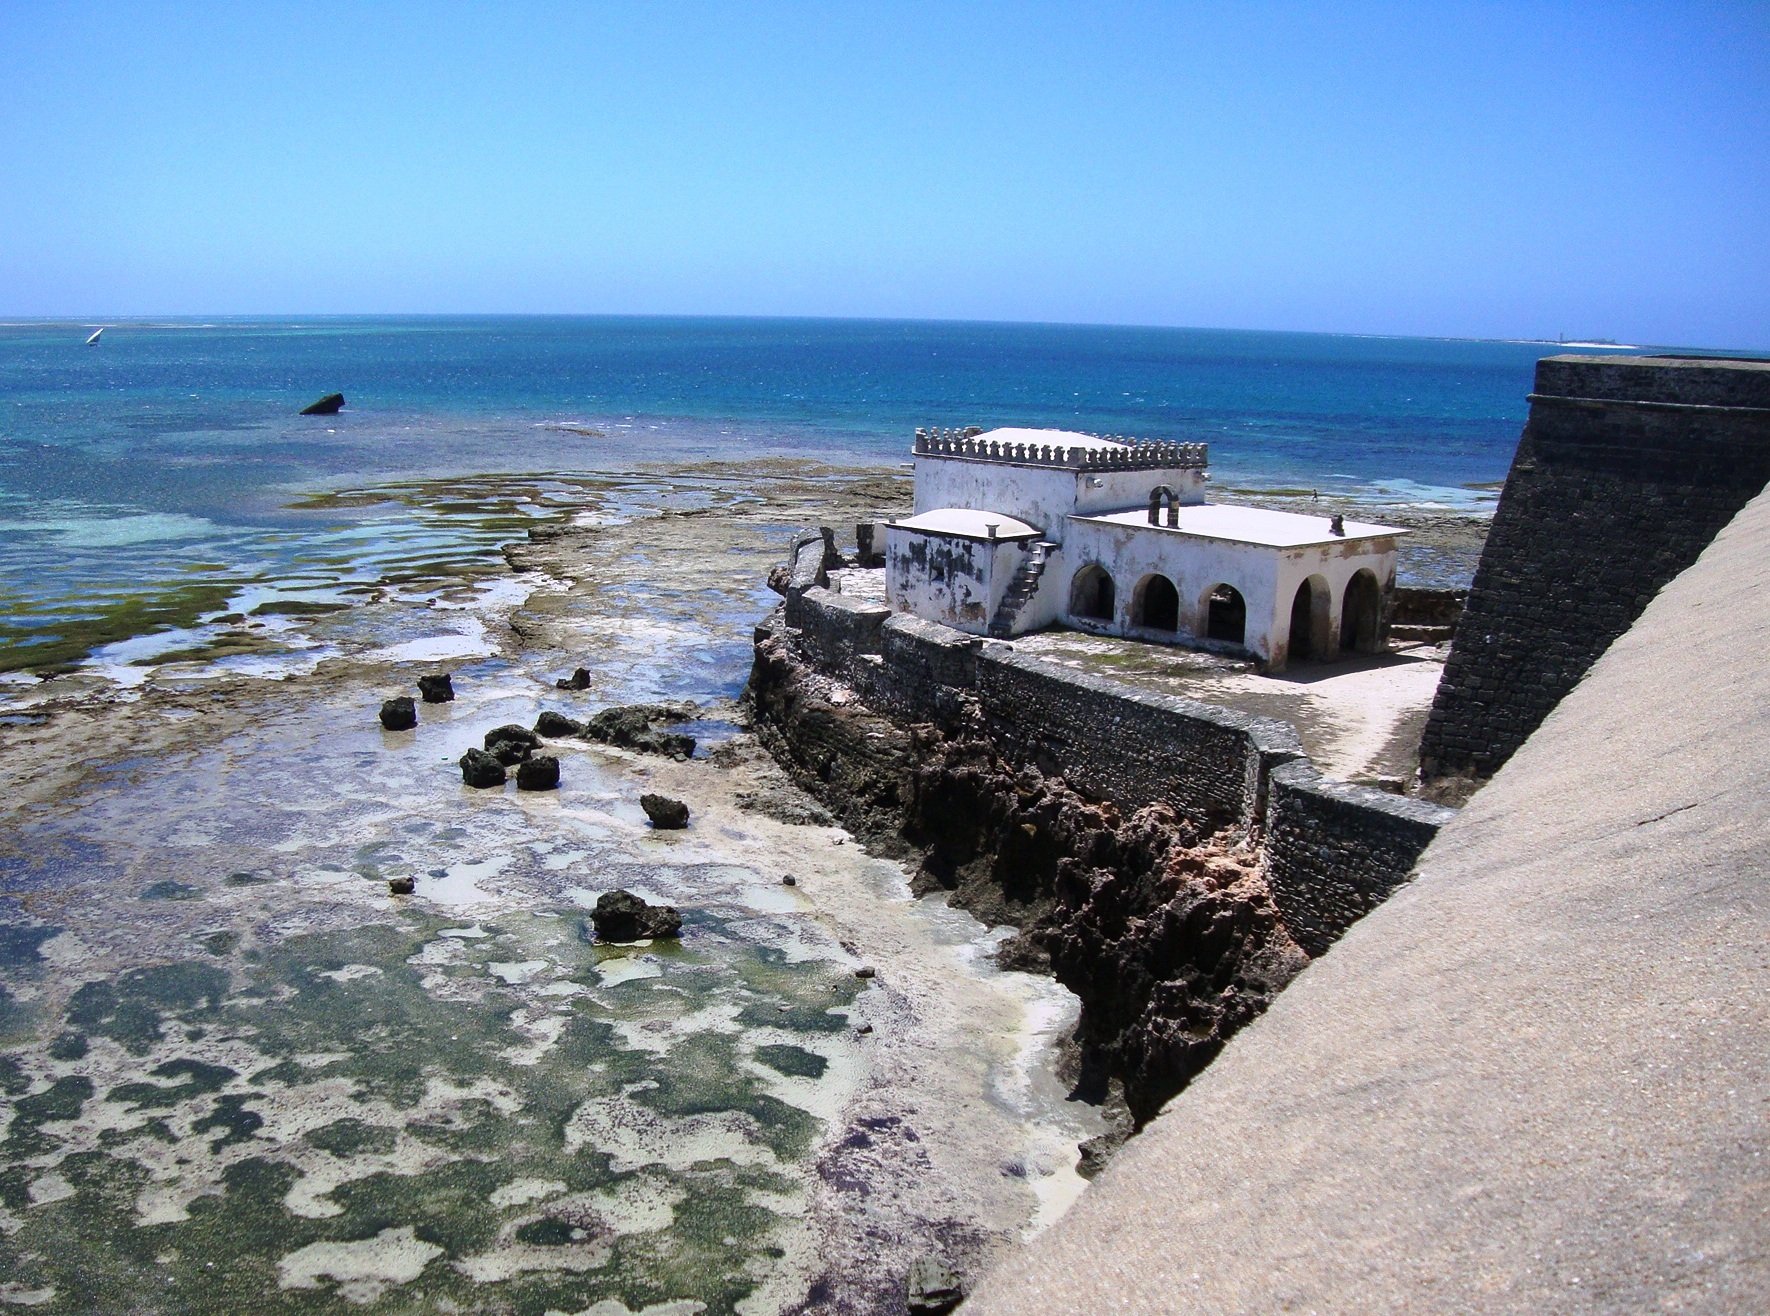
[85,327,105,345]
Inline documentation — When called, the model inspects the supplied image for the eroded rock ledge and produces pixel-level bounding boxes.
[748,585,1454,1126]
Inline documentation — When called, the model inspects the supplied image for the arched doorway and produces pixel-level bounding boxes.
[1340,569,1381,653]
[1133,574,1180,631]
[1204,584,1246,644]
[1288,575,1330,661]
[1070,564,1116,622]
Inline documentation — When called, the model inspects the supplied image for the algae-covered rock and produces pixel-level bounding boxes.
[516,755,560,791]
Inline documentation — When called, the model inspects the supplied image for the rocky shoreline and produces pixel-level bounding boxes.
[749,615,1309,1134]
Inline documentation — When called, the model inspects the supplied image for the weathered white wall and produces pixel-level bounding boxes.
[912,456,1207,543]
[1057,521,1398,666]
[885,526,1028,635]
[1073,466,1208,516]
[1268,541,1399,666]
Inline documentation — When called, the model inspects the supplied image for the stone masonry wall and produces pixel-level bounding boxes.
[1420,356,1770,779]
[778,586,1454,950]
[973,651,1303,834]
[1265,761,1453,956]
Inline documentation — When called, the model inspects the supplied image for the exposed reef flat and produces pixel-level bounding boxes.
[0,462,1102,1315]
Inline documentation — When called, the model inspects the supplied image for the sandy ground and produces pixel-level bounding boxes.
[1004,630,1450,783]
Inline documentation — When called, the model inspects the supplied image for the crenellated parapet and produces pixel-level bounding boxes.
[914,427,1208,471]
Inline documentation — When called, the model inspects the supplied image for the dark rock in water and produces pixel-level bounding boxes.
[534,710,583,738]
[459,747,507,788]
[379,697,417,730]
[387,875,416,895]
[853,965,876,980]
[781,875,797,886]
[417,673,454,703]
[516,755,560,791]
[583,703,698,760]
[556,666,592,690]
[489,739,532,766]
[592,889,683,942]
[640,793,690,829]
[484,724,540,751]
[906,1256,964,1315]
[299,392,345,416]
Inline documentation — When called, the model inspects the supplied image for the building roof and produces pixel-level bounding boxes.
[890,508,1041,541]
[1074,503,1407,548]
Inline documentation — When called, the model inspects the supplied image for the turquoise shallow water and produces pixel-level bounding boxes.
[0,316,1614,673]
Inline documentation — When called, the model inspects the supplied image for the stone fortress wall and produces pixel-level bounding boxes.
[773,579,1452,956]
[1420,355,1770,780]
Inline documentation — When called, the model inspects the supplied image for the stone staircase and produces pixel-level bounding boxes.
[988,541,1057,637]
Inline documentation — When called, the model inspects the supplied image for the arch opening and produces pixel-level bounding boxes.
[1288,575,1331,661]
[1134,574,1180,631]
[1070,564,1116,622]
[1204,584,1246,644]
[1340,569,1382,653]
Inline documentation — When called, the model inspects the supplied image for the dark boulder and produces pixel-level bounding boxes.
[459,747,507,788]
[534,710,583,738]
[592,889,683,942]
[489,740,531,765]
[516,755,560,791]
[640,793,690,829]
[299,392,345,416]
[485,723,539,764]
[417,673,454,703]
[555,667,592,690]
[484,724,541,750]
[387,875,416,895]
[379,697,417,730]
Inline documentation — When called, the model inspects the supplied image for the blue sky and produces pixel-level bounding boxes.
[2,1,1765,346]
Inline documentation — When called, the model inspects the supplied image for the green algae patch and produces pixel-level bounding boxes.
[0,581,241,674]
[140,880,203,901]
[247,599,352,617]
[754,1044,828,1080]
[64,962,229,1055]
[0,902,846,1312]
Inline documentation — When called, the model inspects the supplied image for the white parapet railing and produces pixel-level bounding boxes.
[913,426,1208,471]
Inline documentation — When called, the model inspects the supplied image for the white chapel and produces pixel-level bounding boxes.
[882,427,1406,671]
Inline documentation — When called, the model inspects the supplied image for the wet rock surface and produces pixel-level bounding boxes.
[583,702,699,759]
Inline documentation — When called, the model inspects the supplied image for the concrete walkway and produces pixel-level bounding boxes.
[968,488,1770,1312]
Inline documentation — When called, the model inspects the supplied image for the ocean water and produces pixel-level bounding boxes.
[1,315,1595,677]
